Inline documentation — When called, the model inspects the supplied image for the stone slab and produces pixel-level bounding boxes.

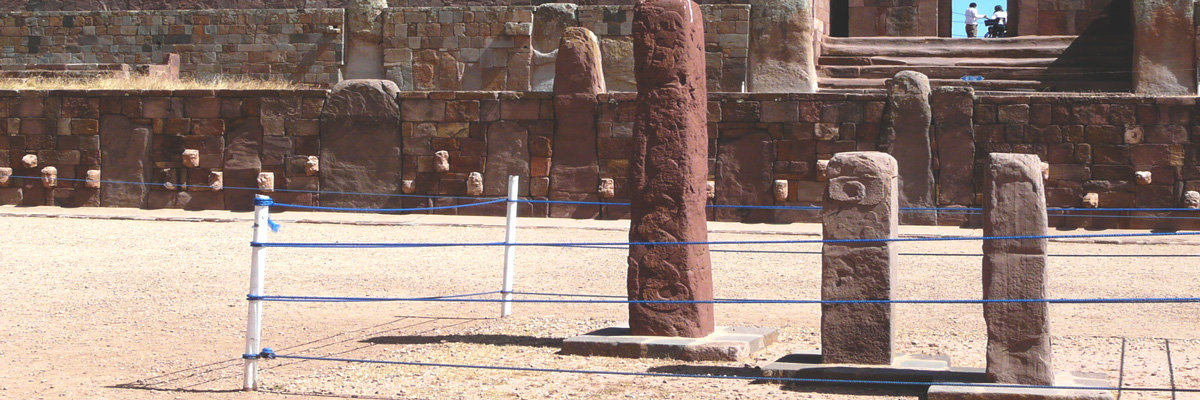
[928,372,1115,400]
[763,350,985,386]
[561,326,777,362]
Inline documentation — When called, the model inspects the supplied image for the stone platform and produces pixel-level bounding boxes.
[560,326,778,362]
[762,350,985,387]
[928,372,1115,400]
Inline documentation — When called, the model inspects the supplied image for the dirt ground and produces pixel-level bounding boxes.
[1,206,1198,400]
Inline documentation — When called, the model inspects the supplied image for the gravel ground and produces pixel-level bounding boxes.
[1,208,1198,400]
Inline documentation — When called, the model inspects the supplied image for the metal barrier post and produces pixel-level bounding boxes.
[501,175,519,317]
[243,195,271,390]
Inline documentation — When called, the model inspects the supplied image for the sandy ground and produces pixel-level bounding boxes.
[1,206,1199,400]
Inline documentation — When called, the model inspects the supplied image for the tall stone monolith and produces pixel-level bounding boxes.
[1132,0,1196,95]
[628,0,714,338]
[319,80,403,208]
[550,27,605,218]
[531,3,580,92]
[821,152,898,365]
[344,0,387,79]
[747,0,817,92]
[982,153,1053,385]
[931,87,976,214]
[883,71,935,225]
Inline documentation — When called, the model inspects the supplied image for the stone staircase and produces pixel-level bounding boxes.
[818,36,1132,92]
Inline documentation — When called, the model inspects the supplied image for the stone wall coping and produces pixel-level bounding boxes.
[0,88,329,97]
[0,8,343,17]
[979,93,1197,105]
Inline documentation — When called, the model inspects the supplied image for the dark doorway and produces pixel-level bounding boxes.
[830,0,848,37]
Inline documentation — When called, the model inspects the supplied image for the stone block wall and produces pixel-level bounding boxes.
[3,89,1198,229]
[0,89,326,209]
[1030,0,1128,36]
[0,9,344,85]
[382,5,749,93]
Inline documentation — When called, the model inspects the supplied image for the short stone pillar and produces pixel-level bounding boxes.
[344,0,387,80]
[747,0,817,92]
[550,27,605,218]
[883,71,935,225]
[1132,0,1196,95]
[628,0,714,338]
[821,152,898,365]
[982,153,1053,385]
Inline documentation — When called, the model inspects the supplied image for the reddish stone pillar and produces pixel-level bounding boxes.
[982,153,1053,385]
[821,151,898,364]
[1132,0,1196,95]
[883,71,935,225]
[747,0,817,92]
[628,0,714,338]
[550,27,605,218]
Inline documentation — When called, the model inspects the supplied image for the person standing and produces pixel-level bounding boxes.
[964,3,985,38]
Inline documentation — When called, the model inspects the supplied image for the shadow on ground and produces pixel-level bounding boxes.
[362,333,563,348]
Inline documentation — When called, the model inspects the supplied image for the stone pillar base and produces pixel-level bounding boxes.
[928,372,1115,400]
[763,350,984,387]
[561,326,778,361]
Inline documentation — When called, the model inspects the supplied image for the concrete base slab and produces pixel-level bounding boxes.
[928,372,1115,400]
[762,350,986,387]
[560,326,778,361]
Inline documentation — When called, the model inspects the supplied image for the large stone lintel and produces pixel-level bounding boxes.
[763,350,984,387]
[561,326,777,362]
[928,372,1115,400]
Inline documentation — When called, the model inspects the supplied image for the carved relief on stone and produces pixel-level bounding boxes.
[208,171,224,191]
[0,167,11,187]
[1185,191,1200,209]
[1135,171,1152,185]
[257,172,275,193]
[466,172,484,196]
[773,180,789,202]
[1082,192,1099,208]
[402,180,415,194]
[21,154,37,168]
[305,156,320,176]
[598,178,615,198]
[816,159,830,181]
[434,150,451,172]
[182,149,200,168]
[1040,162,1050,180]
[158,168,178,190]
[40,166,57,188]
[706,180,715,199]
[85,170,101,189]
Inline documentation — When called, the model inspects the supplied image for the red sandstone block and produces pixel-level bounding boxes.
[143,98,170,119]
[445,100,480,122]
[1109,104,1136,125]
[287,120,320,136]
[1131,144,1184,167]
[1146,125,1188,144]
[531,156,551,177]
[98,97,122,115]
[20,119,54,136]
[1135,185,1175,207]
[301,98,325,119]
[1084,125,1122,144]
[1073,143,1092,164]
[185,97,221,119]
[500,100,540,120]
[401,99,446,121]
[1136,104,1161,125]
[722,100,760,122]
[1047,164,1090,182]
[62,97,99,119]
[530,135,552,158]
[997,104,1030,124]
[1029,104,1052,127]
[761,101,798,123]
[974,104,996,124]
[70,119,98,136]
[798,102,821,123]
[192,119,225,136]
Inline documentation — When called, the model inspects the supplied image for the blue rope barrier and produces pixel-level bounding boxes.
[247,294,1200,305]
[264,353,1199,392]
[250,230,1200,249]
[269,198,507,213]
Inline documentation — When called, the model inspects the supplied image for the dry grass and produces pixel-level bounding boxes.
[0,75,305,90]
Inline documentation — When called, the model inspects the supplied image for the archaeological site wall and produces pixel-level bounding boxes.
[2,88,1198,230]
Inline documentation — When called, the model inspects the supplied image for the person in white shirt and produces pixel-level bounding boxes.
[964,3,985,38]
[988,5,1008,37]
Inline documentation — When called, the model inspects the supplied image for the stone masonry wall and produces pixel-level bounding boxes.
[382,5,749,93]
[0,9,345,85]
[2,89,1198,230]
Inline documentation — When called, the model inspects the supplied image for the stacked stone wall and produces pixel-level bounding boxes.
[382,5,748,92]
[2,89,1198,229]
[0,9,344,85]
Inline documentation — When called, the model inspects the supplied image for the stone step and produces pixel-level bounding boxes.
[818,77,1132,92]
[818,56,1130,68]
[822,36,1130,58]
[821,65,1131,81]
[823,35,1128,48]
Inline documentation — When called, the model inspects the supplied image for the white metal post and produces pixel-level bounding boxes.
[501,175,519,317]
[243,195,271,391]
